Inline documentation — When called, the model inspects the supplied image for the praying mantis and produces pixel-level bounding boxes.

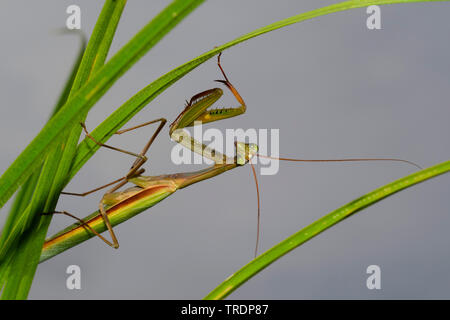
[40,53,420,262]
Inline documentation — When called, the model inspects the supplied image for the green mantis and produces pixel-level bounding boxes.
[41,53,421,263]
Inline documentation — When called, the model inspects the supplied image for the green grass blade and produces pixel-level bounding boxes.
[204,161,450,300]
[0,151,62,299]
[0,0,127,299]
[0,1,122,258]
[1,0,210,300]
[0,0,205,209]
[0,2,119,252]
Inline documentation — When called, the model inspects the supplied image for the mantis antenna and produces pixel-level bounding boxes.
[249,153,421,257]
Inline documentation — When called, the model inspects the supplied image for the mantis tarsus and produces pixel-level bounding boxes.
[42,53,421,262]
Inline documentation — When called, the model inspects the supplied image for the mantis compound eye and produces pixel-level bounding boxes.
[235,141,258,165]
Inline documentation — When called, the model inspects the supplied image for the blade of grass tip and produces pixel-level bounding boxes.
[0,0,205,210]
[204,161,450,300]
[0,0,126,299]
[0,31,86,252]
[68,0,448,180]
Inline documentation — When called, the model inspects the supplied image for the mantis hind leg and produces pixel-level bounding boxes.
[81,118,167,178]
[62,118,167,197]
[97,200,119,248]
[61,168,145,197]
[56,118,166,249]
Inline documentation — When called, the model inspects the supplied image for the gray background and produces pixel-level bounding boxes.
[0,0,449,299]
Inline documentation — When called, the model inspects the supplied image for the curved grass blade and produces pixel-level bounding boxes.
[0,0,205,209]
[68,0,448,181]
[204,161,450,299]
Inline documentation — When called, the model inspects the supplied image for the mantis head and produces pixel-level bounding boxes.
[235,141,258,165]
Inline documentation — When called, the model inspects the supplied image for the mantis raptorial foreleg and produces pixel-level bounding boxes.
[52,52,252,250]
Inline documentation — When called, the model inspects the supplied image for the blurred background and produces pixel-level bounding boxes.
[0,0,449,299]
